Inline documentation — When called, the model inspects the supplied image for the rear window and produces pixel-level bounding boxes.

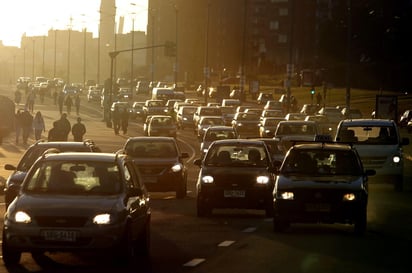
[337,125,398,145]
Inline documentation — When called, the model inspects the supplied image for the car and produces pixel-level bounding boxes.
[317,106,343,125]
[399,109,412,127]
[335,119,409,191]
[142,99,168,119]
[231,112,261,138]
[117,87,133,101]
[220,106,237,126]
[193,106,223,127]
[196,116,225,139]
[304,114,334,135]
[257,92,274,105]
[130,101,145,120]
[2,151,151,266]
[200,126,238,157]
[300,104,318,115]
[123,136,189,198]
[3,140,101,208]
[176,105,197,129]
[284,112,306,121]
[136,80,150,94]
[221,98,241,108]
[263,100,283,111]
[194,139,276,217]
[248,137,287,165]
[147,115,177,138]
[272,141,375,234]
[259,117,283,138]
[341,107,363,119]
[62,84,80,95]
[87,87,102,103]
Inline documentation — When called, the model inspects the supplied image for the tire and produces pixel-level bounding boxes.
[197,197,212,217]
[176,180,187,199]
[394,175,403,192]
[273,216,289,232]
[136,220,151,256]
[2,230,21,266]
[354,209,367,235]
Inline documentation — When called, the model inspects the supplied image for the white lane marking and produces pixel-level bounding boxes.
[218,240,235,247]
[183,258,206,267]
[242,227,257,233]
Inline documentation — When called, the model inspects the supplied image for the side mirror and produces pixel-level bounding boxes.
[4,164,17,171]
[193,159,202,166]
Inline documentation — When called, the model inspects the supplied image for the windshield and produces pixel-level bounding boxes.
[23,161,123,195]
[281,149,362,176]
[205,144,268,167]
[338,125,398,145]
[126,140,177,158]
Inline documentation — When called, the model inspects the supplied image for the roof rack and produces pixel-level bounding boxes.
[41,148,61,158]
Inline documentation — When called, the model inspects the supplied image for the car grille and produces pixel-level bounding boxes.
[213,173,258,188]
[35,216,89,227]
[293,188,350,202]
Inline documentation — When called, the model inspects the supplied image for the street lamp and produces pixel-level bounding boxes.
[204,1,211,105]
[174,4,178,87]
[32,39,35,79]
[67,16,73,84]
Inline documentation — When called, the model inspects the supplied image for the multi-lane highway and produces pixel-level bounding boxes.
[0,90,411,273]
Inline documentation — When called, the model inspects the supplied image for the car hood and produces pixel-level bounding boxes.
[277,174,364,190]
[11,194,120,215]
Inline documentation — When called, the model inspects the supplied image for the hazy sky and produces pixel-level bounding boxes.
[0,0,148,47]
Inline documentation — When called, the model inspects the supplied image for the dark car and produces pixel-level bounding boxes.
[273,142,375,234]
[231,112,261,137]
[194,139,276,217]
[257,92,274,105]
[123,136,189,198]
[176,105,197,129]
[3,140,101,208]
[200,126,238,157]
[2,151,151,266]
[147,115,177,138]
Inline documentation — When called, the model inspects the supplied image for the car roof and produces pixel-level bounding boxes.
[339,119,395,126]
[126,136,175,142]
[211,139,266,145]
[290,142,353,151]
[29,140,97,149]
[40,152,124,162]
[205,126,236,131]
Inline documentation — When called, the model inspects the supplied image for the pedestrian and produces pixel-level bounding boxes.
[55,113,71,141]
[71,117,86,142]
[121,107,129,134]
[53,89,58,105]
[20,108,33,145]
[316,92,322,106]
[32,111,46,141]
[14,89,22,105]
[26,90,36,113]
[48,121,61,141]
[14,109,23,144]
[58,92,65,114]
[112,105,121,135]
[74,94,81,116]
[65,95,73,115]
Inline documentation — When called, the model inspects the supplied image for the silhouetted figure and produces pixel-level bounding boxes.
[14,109,23,144]
[32,111,46,140]
[75,94,81,116]
[121,108,129,134]
[65,95,73,115]
[71,117,86,142]
[112,106,121,135]
[58,92,65,114]
[55,113,71,141]
[20,109,33,144]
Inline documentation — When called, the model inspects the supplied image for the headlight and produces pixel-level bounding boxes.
[183,117,188,121]
[201,175,214,184]
[342,193,356,201]
[14,211,31,223]
[393,155,401,163]
[237,123,243,126]
[279,191,294,200]
[171,163,183,172]
[203,148,208,154]
[256,176,270,184]
[93,213,111,225]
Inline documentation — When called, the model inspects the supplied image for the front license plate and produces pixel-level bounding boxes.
[41,230,77,242]
[224,190,245,198]
[305,203,331,212]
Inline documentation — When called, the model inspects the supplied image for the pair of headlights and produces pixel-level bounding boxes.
[277,192,356,201]
[13,211,112,225]
[201,175,270,185]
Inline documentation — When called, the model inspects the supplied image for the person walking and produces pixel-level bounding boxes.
[14,109,23,144]
[32,111,46,141]
[74,94,81,116]
[55,113,71,141]
[58,92,65,114]
[112,105,121,135]
[71,117,86,142]
[48,121,61,141]
[65,95,73,115]
[120,107,129,135]
[26,90,36,113]
[20,108,33,145]
[14,89,22,105]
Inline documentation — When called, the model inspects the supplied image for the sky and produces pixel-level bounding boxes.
[0,0,148,47]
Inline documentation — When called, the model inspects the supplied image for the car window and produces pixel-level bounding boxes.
[23,161,122,195]
[282,149,362,175]
[339,125,397,144]
[205,144,267,167]
[125,141,177,158]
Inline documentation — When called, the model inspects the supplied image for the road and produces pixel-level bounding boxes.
[0,89,411,273]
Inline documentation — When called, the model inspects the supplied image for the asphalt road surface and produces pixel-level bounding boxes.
[0,89,411,273]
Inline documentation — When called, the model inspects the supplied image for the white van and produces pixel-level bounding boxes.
[335,119,409,191]
[151,87,174,101]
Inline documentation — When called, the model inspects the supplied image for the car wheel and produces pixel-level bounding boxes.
[114,225,135,265]
[176,180,187,199]
[354,209,367,235]
[197,197,212,217]
[2,229,21,266]
[273,216,289,232]
[394,175,403,192]
[136,219,151,256]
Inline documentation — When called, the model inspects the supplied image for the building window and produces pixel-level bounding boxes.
[270,21,279,30]
[279,8,288,16]
[278,34,287,43]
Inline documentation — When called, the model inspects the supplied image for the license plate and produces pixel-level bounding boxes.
[224,190,245,198]
[41,230,77,242]
[305,203,331,212]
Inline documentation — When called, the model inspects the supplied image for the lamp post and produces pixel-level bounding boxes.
[53,29,57,78]
[204,1,211,105]
[67,16,73,84]
[131,16,135,99]
[32,39,35,79]
[174,4,178,87]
